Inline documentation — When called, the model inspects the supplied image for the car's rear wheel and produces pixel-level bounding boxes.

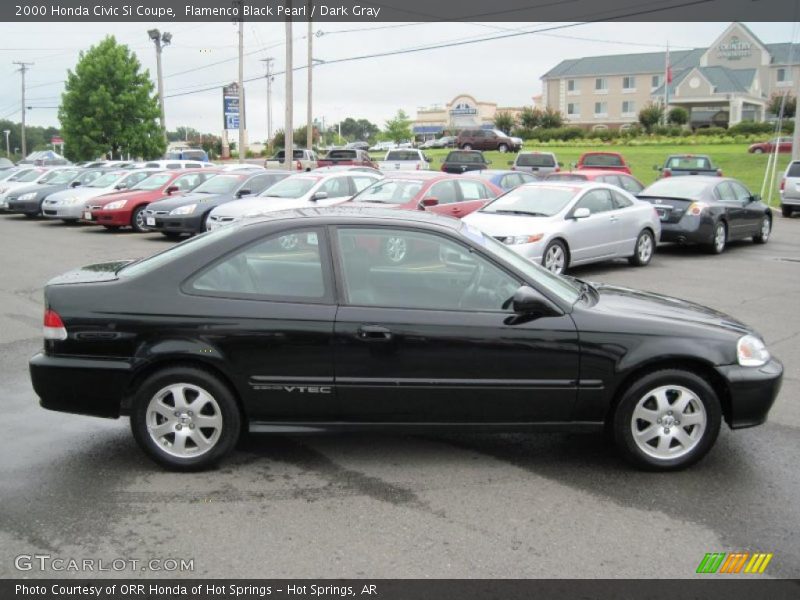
[131,366,241,471]
[753,214,771,244]
[498,144,509,153]
[542,239,568,274]
[707,221,726,254]
[782,206,793,218]
[461,144,473,150]
[753,148,764,154]
[613,369,721,470]
[628,229,655,266]
[131,206,148,233]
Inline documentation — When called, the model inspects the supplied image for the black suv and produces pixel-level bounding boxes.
[441,150,490,174]
[456,128,521,153]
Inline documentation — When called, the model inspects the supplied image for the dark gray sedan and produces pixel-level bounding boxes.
[637,176,773,254]
[5,168,105,217]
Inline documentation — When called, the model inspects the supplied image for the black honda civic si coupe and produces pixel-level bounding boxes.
[29,207,782,471]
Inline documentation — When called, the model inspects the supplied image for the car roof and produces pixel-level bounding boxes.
[553,169,635,178]
[377,171,444,180]
[240,205,463,230]
[473,169,517,176]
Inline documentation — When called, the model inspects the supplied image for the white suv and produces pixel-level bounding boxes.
[780,160,800,217]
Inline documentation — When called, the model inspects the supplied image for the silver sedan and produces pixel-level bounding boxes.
[463,181,661,274]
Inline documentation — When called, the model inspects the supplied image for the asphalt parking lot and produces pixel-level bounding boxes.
[0,212,798,579]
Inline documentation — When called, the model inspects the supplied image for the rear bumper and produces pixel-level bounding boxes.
[716,357,783,429]
[29,352,132,419]
[659,216,715,245]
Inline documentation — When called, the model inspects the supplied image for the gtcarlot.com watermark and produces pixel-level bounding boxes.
[14,553,194,573]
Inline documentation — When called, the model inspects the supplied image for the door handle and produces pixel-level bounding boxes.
[609,216,618,222]
[357,325,393,342]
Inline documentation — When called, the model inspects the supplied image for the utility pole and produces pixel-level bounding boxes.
[260,57,274,142]
[793,74,800,162]
[147,29,171,145]
[13,61,33,158]
[285,14,294,171]
[2,129,10,157]
[306,6,313,151]
[237,19,247,163]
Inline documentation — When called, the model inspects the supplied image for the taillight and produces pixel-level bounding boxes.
[716,169,723,177]
[687,202,709,216]
[555,166,560,172]
[780,178,785,191]
[662,169,672,178]
[415,164,420,170]
[43,309,67,341]
[296,160,302,170]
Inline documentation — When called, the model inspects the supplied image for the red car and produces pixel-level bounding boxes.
[545,168,645,195]
[748,137,793,154]
[316,149,378,169]
[576,151,632,174]
[347,172,503,219]
[85,169,218,232]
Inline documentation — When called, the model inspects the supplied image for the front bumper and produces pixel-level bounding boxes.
[41,202,85,219]
[6,197,41,214]
[29,352,132,419]
[716,357,783,429]
[151,212,205,234]
[88,208,132,227]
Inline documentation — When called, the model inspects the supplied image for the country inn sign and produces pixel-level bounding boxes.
[542,22,798,129]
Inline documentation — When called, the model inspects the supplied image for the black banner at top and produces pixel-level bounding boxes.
[2,0,795,22]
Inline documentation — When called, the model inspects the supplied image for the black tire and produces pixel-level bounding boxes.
[131,205,148,233]
[498,143,509,153]
[753,214,771,244]
[161,231,182,240]
[628,229,655,266]
[461,144,473,150]
[103,225,121,231]
[130,365,241,471]
[782,206,793,218]
[612,369,722,471]
[706,220,726,254]
[23,213,36,219]
[542,239,569,275]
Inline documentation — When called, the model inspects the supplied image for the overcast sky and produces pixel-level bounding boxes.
[0,21,793,142]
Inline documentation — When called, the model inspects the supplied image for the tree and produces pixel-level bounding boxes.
[384,110,412,143]
[493,111,516,134]
[638,103,665,133]
[167,126,201,143]
[337,117,379,142]
[539,107,564,129]
[59,36,166,161]
[667,107,689,126]
[293,125,320,147]
[768,92,796,119]
[519,107,542,129]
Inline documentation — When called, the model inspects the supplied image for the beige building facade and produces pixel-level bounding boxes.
[542,23,799,130]
[413,94,524,139]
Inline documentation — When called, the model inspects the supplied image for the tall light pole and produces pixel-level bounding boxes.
[260,58,274,143]
[285,15,294,171]
[147,29,171,145]
[13,61,33,158]
[306,9,313,151]
[237,19,247,163]
[2,129,10,157]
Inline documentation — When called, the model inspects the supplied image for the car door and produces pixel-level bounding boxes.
[183,226,337,421]
[609,189,640,256]
[714,181,748,239]
[454,178,494,217]
[566,188,621,263]
[331,226,580,422]
[729,180,764,234]
[315,176,353,205]
[421,180,460,216]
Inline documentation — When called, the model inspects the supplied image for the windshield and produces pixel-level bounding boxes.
[352,179,425,204]
[326,150,357,160]
[462,222,581,304]
[517,154,555,167]
[40,169,79,184]
[10,169,44,182]
[640,178,712,199]
[132,172,172,190]
[666,156,711,170]
[192,174,244,194]
[481,185,577,217]
[259,177,318,198]
[582,153,624,167]
[87,172,125,188]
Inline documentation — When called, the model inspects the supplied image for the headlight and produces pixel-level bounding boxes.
[737,334,770,367]
[501,234,544,245]
[104,200,127,210]
[18,192,37,201]
[170,204,196,215]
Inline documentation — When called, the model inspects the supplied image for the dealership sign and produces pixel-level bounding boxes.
[222,82,242,130]
[717,36,752,60]
[450,102,477,116]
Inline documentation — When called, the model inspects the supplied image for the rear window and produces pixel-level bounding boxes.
[326,150,357,160]
[546,173,587,182]
[385,150,421,161]
[582,154,624,167]
[787,162,800,177]
[516,154,556,167]
[447,152,485,164]
[666,156,712,170]
[640,178,712,199]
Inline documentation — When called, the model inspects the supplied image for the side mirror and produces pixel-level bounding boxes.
[573,207,591,219]
[165,185,179,195]
[311,191,328,201]
[70,181,81,188]
[511,285,559,317]
[114,184,125,190]
[750,194,761,203]
[236,188,252,198]
[419,197,439,208]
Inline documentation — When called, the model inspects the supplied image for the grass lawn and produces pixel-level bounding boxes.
[373,144,792,206]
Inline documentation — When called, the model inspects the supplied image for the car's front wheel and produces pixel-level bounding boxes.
[131,206,148,233]
[497,144,509,153]
[461,144,473,150]
[753,148,764,154]
[130,366,241,471]
[542,239,568,275]
[613,369,721,470]
[628,229,655,266]
[753,214,771,244]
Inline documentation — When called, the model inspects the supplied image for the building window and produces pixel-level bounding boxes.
[622,76,636,91]
[651,75,662,89]
[594,102,608,117]
[595,78,608,93]
[567,103,580,116]
[777,68,791,86]
[778,68,786,82]
[622,100,636,115]
[567,79,576,92]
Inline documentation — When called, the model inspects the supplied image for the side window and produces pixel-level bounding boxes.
[715,182,736,202]
[336,228,519,312]
[428,180,459,204]
[190,229,328,301]
[458,179,491,200]
[247,174,276,193]
[500,174,520,190]
[611,190,634,208]
[575,189,614,214]
[518,173,537,185]
[598,175,621,187]
[174,175,197,190]
[166,163,182,169]
[124,172,149,187]
[619,175,644,194]
[318,177,350,198]
[730,181,751,202]
[350,176,377,193]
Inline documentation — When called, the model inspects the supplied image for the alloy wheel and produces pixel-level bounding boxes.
[544,244,565,274]
[146,383,223,458]
[630,384,707,460]
[714,223,726,253]
[760,217,771,241]
[637,232,653,263]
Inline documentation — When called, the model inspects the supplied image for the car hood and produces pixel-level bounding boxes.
[47,260,135,285]
[211,195,316,217]
[148,191,226,211]
[463,211,559,236]
[47,186,117,200]
[590,282,752,335]
[8,182,68,197]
